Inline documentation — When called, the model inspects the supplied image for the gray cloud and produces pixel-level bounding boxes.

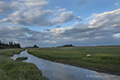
[0,1,12,14]
[0,26,34,39]
[56,25,61,28]
[52,11,81,24]
[0,24,120,47]
[44,29,51,31]
[77,0,89,6]
[0,25,60,47]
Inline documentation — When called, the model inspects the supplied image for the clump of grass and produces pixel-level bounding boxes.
[16,57,28,61]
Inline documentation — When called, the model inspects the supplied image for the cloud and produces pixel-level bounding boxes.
[87,13,98,20]
[50,9,83,26]
[45,9,120,46]
[1,5,120,47]
[55,25,61,28]
[0,26,47,47]
[115,3,119,6]
[23,0,49,7]
[0,1,12,14]
[0,0,82,27]
[0,0,53,26]
[89,9,120,28]
[0,26,35,39]
[52,11,75,24]
[77,0,89,6]
[0,25,67,47]
[58,9,120,38]
[44,29,51,31]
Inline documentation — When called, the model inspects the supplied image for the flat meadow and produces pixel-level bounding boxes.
[28,46,120,75]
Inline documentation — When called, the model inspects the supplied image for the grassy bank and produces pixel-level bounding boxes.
[0,48,26,57]
[0,49,48,80]
[28,46,120,75]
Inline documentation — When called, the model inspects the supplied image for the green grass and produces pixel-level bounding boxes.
[0,48,25,57]
[0,49,48,80]
[28,46,120,75]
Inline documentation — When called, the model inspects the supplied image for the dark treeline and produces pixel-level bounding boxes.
[57,44,75,47]
[26,45,39,48]
[0,40,21,49]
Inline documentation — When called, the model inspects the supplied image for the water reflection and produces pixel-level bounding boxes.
[11,50,120,80]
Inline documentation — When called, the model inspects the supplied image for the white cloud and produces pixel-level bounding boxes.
[52,11,75,23]
[113,33,120,38]
[3,0,53,26]
[24,0,49,7]
[51,11,82,26]
[115,3,119,6]
[58,8,66,12]
[87,13,98,20]
[89,9,120,28]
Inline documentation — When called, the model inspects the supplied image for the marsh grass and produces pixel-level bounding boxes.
[0,49,48,80]
[0,48,25,57]
[28,46,120,75]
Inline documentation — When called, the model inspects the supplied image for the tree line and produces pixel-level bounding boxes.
[0,40,21,49]
[57,44,75,47]
[25,45,39,48]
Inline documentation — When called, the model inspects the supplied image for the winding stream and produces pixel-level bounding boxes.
[11,50,120,80]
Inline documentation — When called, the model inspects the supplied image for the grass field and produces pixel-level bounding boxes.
[0,48,48,80]
[28,46,120,75]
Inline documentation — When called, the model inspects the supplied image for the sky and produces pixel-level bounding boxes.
[0,0,120,47]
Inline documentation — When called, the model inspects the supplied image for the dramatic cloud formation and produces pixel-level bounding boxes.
[0,0,120,47]
[1,8,120,47]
